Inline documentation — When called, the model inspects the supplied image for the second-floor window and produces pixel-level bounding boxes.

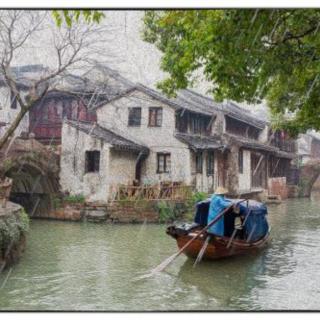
[196,152,203,173]
[207,151,214,175]
[239,149,244,174]
[225,116,260,140]
[85,150,100,173]
[128,107,141,126]
[149,107,163,127]
[157,153,171,173]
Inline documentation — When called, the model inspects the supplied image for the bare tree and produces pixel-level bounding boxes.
[0,10,108,151]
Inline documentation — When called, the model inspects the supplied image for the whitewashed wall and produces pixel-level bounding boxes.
[0,87,29,139]
[108,149,138,185]
[60,122,141,203]
[60,123,110,202]
[297,134,313,164]
[97,89,192,185]
[190,150,217,194]
[238,149,251,191]
[259,126,269,143]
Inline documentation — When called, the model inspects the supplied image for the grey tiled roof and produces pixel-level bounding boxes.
[65,120,149,154]
[175,132,226,151]
[62,64,136,98]
[0,64,49,89]
[106,83,267,129]
[178,89,266,129]
[225,134,279,152]
[225,134,296,158]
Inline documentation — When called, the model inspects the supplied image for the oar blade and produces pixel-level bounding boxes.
[133,252,180,281]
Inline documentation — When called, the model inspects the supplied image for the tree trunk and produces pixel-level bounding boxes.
[0,107,29,151]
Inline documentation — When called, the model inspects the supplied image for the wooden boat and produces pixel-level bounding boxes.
[166,224,270,260]
[166,198,271,260]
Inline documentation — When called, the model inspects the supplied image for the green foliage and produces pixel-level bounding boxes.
[0,209,29,250]
[18,209,30,234]
[298,177,309,197]
[184,191,210,221]
[186,191,209,210]
[143,9,320,136]
[63,194,85,204]
[52,10,105,27]
[156,201,177,223]
[52,196,62,209]
[191,191,209,204]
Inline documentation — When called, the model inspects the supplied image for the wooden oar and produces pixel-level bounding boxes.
[193,235,211,268]
[136,202,237,280]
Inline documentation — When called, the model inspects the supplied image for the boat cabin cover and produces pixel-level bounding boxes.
[194,199,269,242]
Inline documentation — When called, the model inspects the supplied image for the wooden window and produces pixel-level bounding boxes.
[157,153,171,173]
[10,89,17,109]
[128,107,141,126]
[196,152,203,173]
[85,150,100,173]
[225,116,260,140]
[175,111,188,133]
[191,116,201,134]
[207,151,214,175]
[149,107,163,127]
[239,149,244,174]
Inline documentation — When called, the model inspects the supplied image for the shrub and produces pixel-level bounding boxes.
[63,194,85,204]
[156,200,176,223]
[0,209,29,250]
[191,191,209,204]
[184,191,210,222]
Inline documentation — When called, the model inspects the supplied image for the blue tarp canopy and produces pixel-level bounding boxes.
[194,198,269,241]
[235,200,269,241]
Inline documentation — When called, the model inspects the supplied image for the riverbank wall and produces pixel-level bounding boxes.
[38,200,190,223]
[0,202,29,270]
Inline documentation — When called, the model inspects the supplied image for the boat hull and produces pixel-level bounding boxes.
[167,226,270,260]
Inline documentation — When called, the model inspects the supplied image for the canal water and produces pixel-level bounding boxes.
[1,197,320,311]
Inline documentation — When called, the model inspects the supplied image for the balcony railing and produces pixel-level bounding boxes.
[109,183,194,202]
[271,139,296,153]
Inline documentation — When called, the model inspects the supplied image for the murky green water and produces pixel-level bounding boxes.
[1,197,320,311]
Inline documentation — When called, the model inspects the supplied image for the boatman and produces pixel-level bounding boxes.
[207,187,231,236]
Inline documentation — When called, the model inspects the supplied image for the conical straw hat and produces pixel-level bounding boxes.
[214,186,229,195]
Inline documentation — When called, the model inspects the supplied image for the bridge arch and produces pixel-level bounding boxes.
[0,138,60,217]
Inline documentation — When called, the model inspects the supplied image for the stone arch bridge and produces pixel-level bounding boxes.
[0,138,60,217]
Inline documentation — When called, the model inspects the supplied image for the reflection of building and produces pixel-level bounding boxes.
[60,70,297,203]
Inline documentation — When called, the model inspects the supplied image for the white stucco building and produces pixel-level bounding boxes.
[60,69,297,203]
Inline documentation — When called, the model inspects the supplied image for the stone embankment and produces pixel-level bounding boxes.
[0,202,29,270]
[44,200,189,223]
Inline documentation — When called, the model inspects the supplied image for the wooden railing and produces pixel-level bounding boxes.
[109,183,194,202]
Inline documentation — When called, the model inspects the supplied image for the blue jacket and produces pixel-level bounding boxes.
[207,195,231,236]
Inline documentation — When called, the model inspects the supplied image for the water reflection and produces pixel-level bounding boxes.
[177,253,268,310]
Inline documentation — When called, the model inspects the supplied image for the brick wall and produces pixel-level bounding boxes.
[268,177,288,200]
